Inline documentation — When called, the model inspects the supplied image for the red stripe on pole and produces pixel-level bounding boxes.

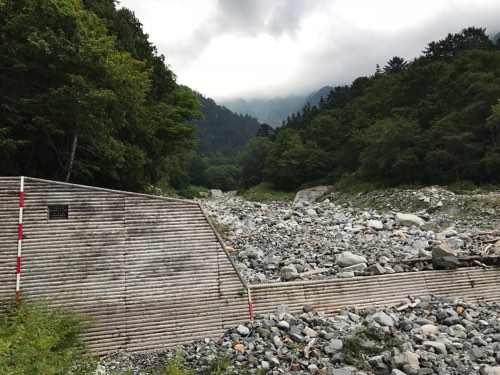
[18,223,22,240]
[248,301,254,320]
[16,290,20,306]
[19,191,24,208]
[16,257,21,274]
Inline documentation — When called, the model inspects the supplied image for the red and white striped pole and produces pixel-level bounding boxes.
[247,287,254,320]
[16,176,24,306]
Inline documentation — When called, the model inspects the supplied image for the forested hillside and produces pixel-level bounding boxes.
[240,27,500,191]
[193,94,260,157]
[175,93,261,193]
[0,0,201,192]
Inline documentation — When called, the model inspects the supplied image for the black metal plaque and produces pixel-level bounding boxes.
[48,205,69,220]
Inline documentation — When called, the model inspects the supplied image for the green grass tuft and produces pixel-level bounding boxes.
[342,324,401,371]
[208,353,231,375]
[328,173,382,194]
[157,350,194,375]
[178,185,209,199]
[239,183,295,202]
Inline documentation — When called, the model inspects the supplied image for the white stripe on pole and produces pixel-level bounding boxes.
[16,176,24,304]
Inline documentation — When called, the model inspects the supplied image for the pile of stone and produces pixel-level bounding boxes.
[99,296,500,374]
[97,188,500,374]
[198,188,499,284]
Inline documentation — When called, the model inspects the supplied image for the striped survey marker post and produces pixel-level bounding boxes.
[248,287,254,320]
[16,176,24,305]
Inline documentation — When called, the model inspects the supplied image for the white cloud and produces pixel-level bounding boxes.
[118,0,500,100]
[333,0,449,32]
[183,33,299,99]
[119,0,216,43]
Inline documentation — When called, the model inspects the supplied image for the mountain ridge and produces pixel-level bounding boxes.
[221,85,334,127]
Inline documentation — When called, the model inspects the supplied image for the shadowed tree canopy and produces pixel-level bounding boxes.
[191,93,260,158]
[423,27,494,62]
[383,56,409,74]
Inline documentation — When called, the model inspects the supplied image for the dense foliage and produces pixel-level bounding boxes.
[240,27,500,191]
[181,94,261,192]
[193,93,260,158]
[0,0,201,192]
[0,299,96,374]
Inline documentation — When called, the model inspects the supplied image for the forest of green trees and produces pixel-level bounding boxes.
[0,0,263,195]
[0,0,202,192]
[1,1,499,195]
[240,27,500,191]
[187,94,260,192]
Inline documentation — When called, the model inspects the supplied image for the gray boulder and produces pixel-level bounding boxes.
[432,243,460,269]
[281,264,299,280]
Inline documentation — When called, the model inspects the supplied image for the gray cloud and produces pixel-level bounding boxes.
[266,0,317,36]
[178,0,322,56]
[120,0,500,99]
[215,0,320,36]
[215,0,264,35]
[268,4,500,97]
[159,0,323,70]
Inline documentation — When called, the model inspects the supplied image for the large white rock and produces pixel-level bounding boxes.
[395,213,425,227]
[423,340,447,355]
[280,264,299,280]
[481,366,500,375]
[237,324,250,335]
[492,240,500,255]
[294,186,330,204]
[421,324,439,336]
[366,219,384,230]
[336,251,368,267]
[392,350,420,367]
[210,189,223,197]
[305,208,318,216]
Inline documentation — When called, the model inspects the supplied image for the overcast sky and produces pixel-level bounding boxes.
[118,0,500,101]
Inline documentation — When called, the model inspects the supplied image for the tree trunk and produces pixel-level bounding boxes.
[65,133,78,182]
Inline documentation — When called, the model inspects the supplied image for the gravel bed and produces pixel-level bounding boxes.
[198,187,500,284]
[99,296,499,374]
[98,187,500,374]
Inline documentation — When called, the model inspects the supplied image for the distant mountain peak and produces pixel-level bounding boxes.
[221,86,334,127]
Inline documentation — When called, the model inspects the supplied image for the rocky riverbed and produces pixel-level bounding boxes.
[100,296,499,374]
[199,186,500,284]
[99,187,500,374]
